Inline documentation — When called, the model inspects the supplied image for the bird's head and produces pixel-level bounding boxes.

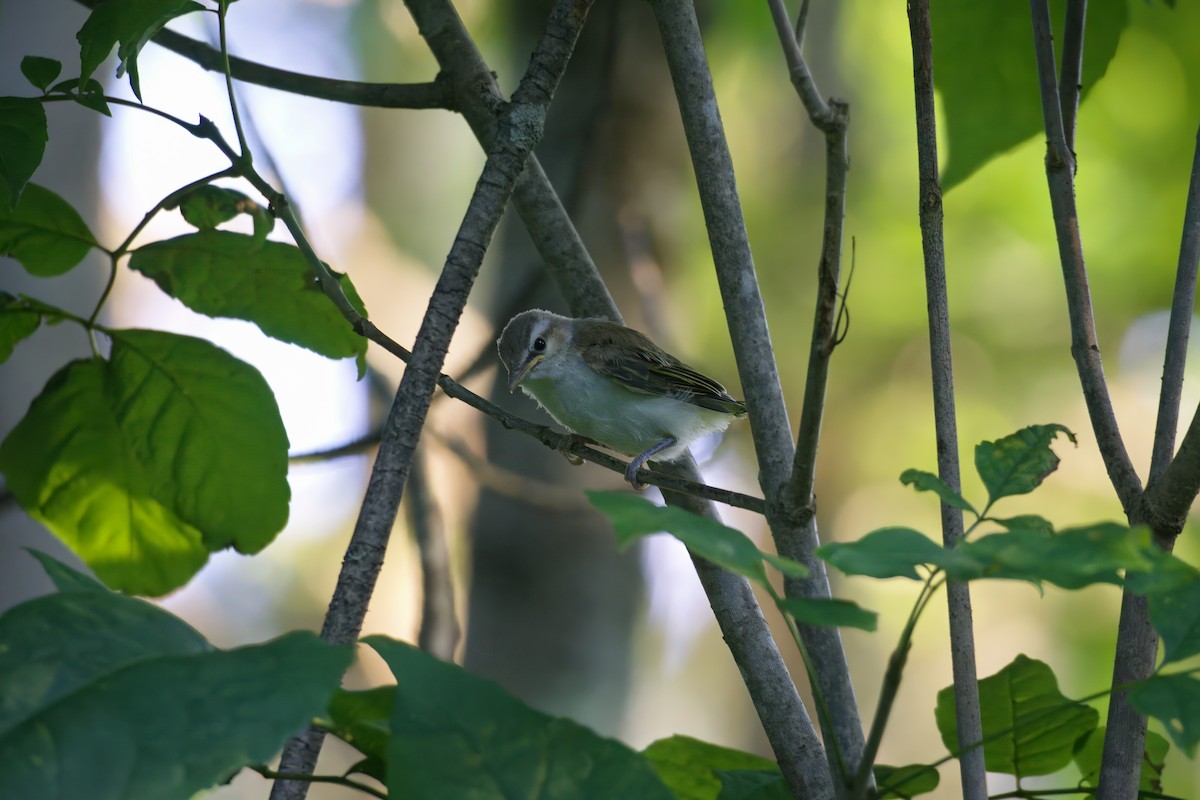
[496,309,573,392]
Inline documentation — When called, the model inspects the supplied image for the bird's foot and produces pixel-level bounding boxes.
[625,437,677,491]
[557,433,594,465]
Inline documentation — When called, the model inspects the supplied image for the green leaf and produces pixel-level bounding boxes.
[0,292,43,362]
[873,764,940,799]
[1129,673,1200,757]
[714,769,788,800]
[20,57,62,92]
[172,184,272,235]
[975,424,1076,506]
[366,636,674,800]
[48,77,112,116]
[26,549,107,593]
[129,232,366,365]
[817,527,947,580]
[0,97,48,211]
[641,735,777,800]
[1142,557,1200,666]
[988,514,1055,535]
[935,655,1098,778]
[899,469,976,514]
[0,329,290,595]
[0,612,351,800]
[0,182,99,276]
[777,597,877,632]
[77,0,205,101]
[1073,727,1168,793]
[319,687,394,784]
[587,491,806,588]
[931,0,1128,189]
[946,523,1153,589]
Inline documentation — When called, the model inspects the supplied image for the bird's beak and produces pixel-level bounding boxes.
[507,354,542,392]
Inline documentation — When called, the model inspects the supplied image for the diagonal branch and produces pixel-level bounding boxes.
[906,2,986,799]
[269,2,596,797]
[1148,124,1200,487]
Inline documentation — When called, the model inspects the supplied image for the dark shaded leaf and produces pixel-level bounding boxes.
[1139,556,1200,666]
[588,491,806,588]
[0,97,48,211]
[0,183,99,276]
[1073,727,1167,793]
[1129,673,1200,757]
[77,0,205,100]
[20,57,62,92]
[367,636,674,800]
[873,764,940,799]
[319,687,394,784]
[0,292,42,363]
[26,549,107,594]
[714,769,788,800]
[778,597,877,632]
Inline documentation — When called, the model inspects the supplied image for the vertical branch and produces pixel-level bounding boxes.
[905,3,987,799]
[1149,126,1200,483]
[407,446,460,661]
[1057,0,1086,155]
[765,1,869,792]
[268,3,595,797]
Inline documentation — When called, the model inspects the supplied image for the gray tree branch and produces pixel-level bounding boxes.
[906,3,987,799]
[269,2,596,796]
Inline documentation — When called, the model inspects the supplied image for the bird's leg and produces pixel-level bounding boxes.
[625,436,677,490]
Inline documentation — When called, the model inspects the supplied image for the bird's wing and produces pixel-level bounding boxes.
[577,320,747,416]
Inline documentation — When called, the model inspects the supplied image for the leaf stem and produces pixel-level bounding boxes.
[250,766,385,799]
[216,0,251,160]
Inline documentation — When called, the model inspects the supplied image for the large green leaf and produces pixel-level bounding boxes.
[0,329,289,595]
[587,491,806,588]
[0,183,99,276]
[975,424,1075,506]
[1129,673,1200,757]
[320,686,394,784]
[946,522,1153,589]
[0,599,351,800]
[873,764,940,799]
[935,655,1098,777]
[817,527,948,580]
[77,0,204,101]
[0,97,47,211]
[1140,557,1200,666]
[366,636,674,800]
[930,0,1128,189]
[777,597,877,632]
[641,735,777,800]
[129,232,366,366]
[25,549,108,594]
[1073,727,1168,793]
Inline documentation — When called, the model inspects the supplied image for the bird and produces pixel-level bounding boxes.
[496,309,746,489]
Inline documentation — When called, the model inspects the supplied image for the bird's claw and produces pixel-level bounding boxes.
[557,433,592,465]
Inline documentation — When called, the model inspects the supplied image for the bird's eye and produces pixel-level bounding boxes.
[533,337,547,352]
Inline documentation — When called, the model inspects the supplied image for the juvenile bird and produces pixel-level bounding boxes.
[496,309,746,489]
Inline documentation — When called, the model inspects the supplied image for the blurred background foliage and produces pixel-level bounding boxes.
[3,0,1200,797]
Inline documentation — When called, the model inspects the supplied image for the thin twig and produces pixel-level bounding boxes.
[250,766,385,799]
[1149,124,1200,485]
[1058,0,1086,155]
[270,2,596,797]
[906,3,987,799]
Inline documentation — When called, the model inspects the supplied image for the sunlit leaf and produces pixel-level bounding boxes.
[0,97,47,211]
[0,329,289,595]
[587,491,806,588]
[873,764,940,799]
[975,424,1076,506]
[935,655,1098,778]
[1129,673,1200,757]
[0,183,99,276]
[20,57,62,92]
[129,232,366,366]
[817,527,947,580]
[931,1,1128,189]
[899,469,976,514]
[642,735,777,800]
[366,636,674,800]
[777,597,877,632]
[1073,727,1168,793]
[77,0,205,100]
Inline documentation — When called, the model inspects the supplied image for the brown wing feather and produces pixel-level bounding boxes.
[576,319,746,416]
